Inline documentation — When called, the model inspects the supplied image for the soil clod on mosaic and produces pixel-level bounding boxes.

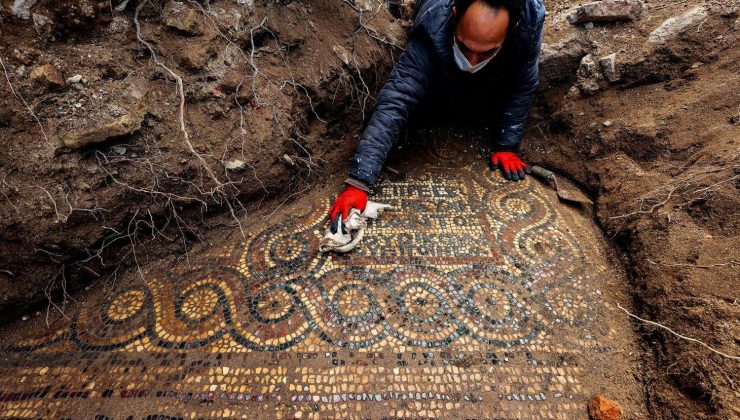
[1,0,738,419]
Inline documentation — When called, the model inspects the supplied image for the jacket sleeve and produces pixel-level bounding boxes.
[348,32,435,186]
[494,27,544,152]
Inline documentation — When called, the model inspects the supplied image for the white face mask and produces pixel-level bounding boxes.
[453,38,497,73]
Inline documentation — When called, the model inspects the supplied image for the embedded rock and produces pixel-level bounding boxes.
[576,54,604,95]
[163,1,204,36]
[114,0,130,12]
[578,54,601,79]
[29,64,65,90]
[588,395,623,420]
[66,74,83,84]
[217,68,253,105]
[599,53,620,83]
[225,159,246,171]
[31,12,51,31]
[11,0,38,19]
[567,0,643,25]
[63,112,143,149]
[332,45,351,66]
[108,15,130,35]
[174,42,213,71]
[649,6,709,44]
[538,36,589,88]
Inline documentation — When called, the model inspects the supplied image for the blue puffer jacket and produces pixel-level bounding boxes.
[348,0,545,187]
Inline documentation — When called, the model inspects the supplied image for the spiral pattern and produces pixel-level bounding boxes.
[5,167,600,353]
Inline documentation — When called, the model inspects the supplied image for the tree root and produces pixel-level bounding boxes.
[617,303,740,361]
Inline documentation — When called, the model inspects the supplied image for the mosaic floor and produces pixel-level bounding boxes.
[0,146,643,418]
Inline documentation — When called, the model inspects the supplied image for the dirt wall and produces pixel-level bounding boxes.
[0,0,401,317]
[521,2,740,418]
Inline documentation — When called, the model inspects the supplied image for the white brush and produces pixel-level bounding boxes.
[319,201,391,253]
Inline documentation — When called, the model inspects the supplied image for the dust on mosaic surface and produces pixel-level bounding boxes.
[0,146,641,418]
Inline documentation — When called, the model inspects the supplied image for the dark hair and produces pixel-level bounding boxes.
[455,0,526,27]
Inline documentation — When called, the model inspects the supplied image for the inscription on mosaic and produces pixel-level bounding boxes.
[359,175,494,259]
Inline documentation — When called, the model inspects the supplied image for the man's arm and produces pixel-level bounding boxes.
[494,28,543,152]
[347,32,436,188]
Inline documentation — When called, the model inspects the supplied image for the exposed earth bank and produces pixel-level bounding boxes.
[0,0,738,419]
[0,0,401,315]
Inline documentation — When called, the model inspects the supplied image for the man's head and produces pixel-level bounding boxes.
[453,0,524,65]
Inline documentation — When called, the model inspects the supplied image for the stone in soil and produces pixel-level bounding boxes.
[567,0,644,25]
[163,1,204,36]
[11,0,38,19]
[174,42,213,70]
[29,64,64,90]
[576,54,604,95]
[66,74,83,84]
[599,53,620,83]
[649,6,709,44]
[588,395,623,420]
[225,159,246,171]
[538,36,588,88]
[332,45,352,66]
[63,111,143,149]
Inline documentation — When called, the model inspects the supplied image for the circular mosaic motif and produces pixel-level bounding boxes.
[252,285,297,323]
[106,289,146,322]
[452,266,541,347]
[236,277,313,351]
[542,277,597,328]
[501,196,533,217]
[310,268,387,349]
[384,268,462,348]
[270,234,308,264]
[180,286,220,322]
[335,285,374,319]
[471,286,511,321]
[401,285,445,323]
[240,219,325,282]
[73,286,151,351]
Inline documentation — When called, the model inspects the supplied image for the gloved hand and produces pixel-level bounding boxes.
[491,151,531,181]
[328,185,368,221]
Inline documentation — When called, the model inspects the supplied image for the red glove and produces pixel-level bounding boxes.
[491,151,531,181]
[328,185,368,221]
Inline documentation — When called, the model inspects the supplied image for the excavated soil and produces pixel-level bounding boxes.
[1,0,738,418]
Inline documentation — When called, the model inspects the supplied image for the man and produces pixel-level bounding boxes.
[329,0,545,221]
